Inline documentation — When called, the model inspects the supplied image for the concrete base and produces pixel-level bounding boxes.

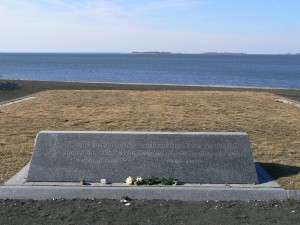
[0,163,289,201]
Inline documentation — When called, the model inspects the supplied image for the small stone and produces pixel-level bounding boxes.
[125,203,131,206]
[79,178,86,185]
[100,179,107,184]
[120,199,127,203]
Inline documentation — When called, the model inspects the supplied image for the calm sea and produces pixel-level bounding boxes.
[0,53,299,88]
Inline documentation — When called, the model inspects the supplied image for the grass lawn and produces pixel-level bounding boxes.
[0,90,299,189]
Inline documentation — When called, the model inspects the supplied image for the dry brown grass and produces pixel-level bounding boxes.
[0,90,299,189]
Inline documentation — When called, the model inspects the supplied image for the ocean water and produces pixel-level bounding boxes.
[0,53,299,88]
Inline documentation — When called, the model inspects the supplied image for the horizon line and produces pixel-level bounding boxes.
[0,51,299,55]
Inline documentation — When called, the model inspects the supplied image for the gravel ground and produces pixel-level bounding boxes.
[0,199,299,225]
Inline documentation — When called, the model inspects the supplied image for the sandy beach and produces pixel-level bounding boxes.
[0,79,299,224]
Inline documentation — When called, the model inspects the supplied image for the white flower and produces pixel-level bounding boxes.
[134,176,144,185]
[126,176,134,185]
[136,177,143,182]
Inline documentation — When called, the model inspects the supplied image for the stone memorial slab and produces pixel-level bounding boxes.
[27,131,258,184]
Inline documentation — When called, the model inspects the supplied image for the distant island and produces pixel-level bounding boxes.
[131,51,183,55]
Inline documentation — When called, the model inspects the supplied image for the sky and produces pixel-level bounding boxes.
[0,0,299,54]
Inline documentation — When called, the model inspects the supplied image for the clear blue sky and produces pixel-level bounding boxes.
[0,0,299,53]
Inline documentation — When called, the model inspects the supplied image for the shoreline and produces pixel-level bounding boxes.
[1,78,300,103]
[2,77,300,90]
